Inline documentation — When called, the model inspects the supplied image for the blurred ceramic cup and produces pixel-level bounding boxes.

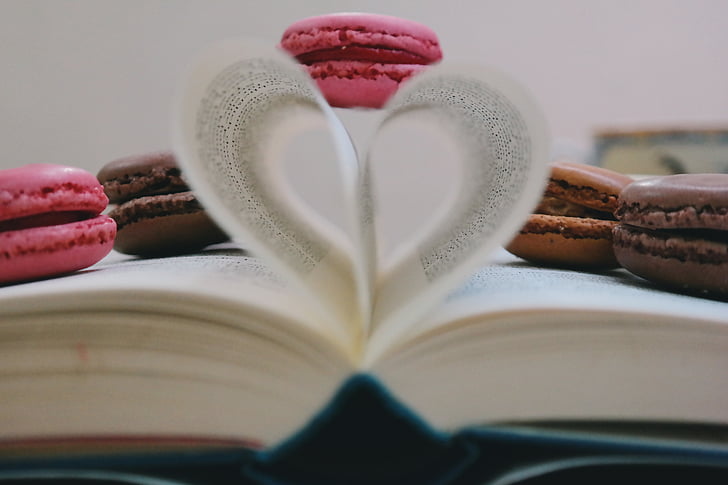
[594,127,728,175]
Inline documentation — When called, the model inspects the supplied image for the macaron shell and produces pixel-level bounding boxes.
[617,174,728,231]
[547,161,633,212]
[613,224,728,294]
[506,214,619,267]
[0,215,116,284]
[280,12,442,62]
[619,173,728,208]
[97,151,188,204]
[0,164,108,222]
[113,211,228,256]
[109,191,227,256]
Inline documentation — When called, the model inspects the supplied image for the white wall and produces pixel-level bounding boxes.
[2,0,727,173]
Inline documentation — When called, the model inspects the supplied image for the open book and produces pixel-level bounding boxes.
[1,39,728,459]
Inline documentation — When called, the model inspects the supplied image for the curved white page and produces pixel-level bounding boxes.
[367,65,550,352]
[172,39,374,338]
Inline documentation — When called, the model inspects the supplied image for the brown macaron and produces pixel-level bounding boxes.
[613,173,728,295]
[97,151,228,256]
[506,161,633,267]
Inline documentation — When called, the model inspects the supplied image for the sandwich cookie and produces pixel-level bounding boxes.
[97,151,227,256]
[280,12,443,108]
[506,161,633,267]
[0,164,116,284]
[613,174,728,295]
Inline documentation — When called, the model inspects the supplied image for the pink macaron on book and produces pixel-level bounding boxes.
[1,36,728,481]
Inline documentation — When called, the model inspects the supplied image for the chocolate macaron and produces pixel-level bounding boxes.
[613,174,728,295]
[97,151,227,256]
[506,161,633,267]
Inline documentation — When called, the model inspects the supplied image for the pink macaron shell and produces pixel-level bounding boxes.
[0,214,116,284]
[0,164,109,222]
[280,12,442,62]
[307,60,426,108]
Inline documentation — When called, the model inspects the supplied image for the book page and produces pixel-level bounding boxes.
[368,66,550,346]
[366,254,728,432]
[0,246,352,351]
[371,249,728,360]
[0,248,354,444]
[172,39,374,343]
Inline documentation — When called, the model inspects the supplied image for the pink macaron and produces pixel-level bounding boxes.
[279,12,443,109]
[0,164,116,284]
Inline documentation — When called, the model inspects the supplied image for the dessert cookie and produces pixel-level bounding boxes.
[280,12,443,108]
[0,164,116,283]
[97,151,227,256]
[506,161,633,267]
[613,173,728,295]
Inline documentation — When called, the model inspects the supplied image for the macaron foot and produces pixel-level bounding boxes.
[0,215,116,284]
[613,224,728,296]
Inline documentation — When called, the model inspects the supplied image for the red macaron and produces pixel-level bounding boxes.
[0,164,116,284]
[280,12,443,109]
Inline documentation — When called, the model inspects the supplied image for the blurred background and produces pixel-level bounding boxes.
[2,0,727,174]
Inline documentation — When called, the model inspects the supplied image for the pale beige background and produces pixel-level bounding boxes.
[2,0,727,174]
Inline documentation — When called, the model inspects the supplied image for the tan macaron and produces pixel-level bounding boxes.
[506,161,633,268]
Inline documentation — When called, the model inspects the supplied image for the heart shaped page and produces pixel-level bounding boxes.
[174,40,374,346]
[365,65,550,352]
[173,39,549,357]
